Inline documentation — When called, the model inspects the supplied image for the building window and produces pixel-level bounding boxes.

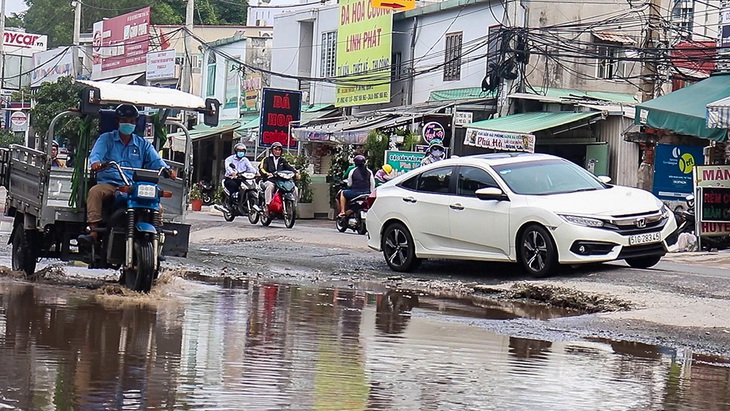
[672,0,694,37]
[321,31,337,78]
[444,32,463,81]
[391,52,402,80]
[206,52,216,97]
[596,45,625,80]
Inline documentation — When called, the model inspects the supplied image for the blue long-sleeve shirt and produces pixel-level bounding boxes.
[89,130,168,186]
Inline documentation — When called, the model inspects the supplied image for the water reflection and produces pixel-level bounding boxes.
[0,279,728,410]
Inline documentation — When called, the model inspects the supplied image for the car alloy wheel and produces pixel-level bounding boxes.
[382,222,421,272]
[519,224,557,277]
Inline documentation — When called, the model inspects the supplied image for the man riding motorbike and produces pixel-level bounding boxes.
[338,154,375,218]
[78,104,176,244]
[259,142,299,218]
[223,143,257,210]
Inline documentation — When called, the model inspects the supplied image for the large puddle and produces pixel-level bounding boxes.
[0,275,729,410]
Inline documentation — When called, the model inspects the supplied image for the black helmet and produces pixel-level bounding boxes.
[354,154,366,166]
[271,142,283,149]
[115,104,139,118]
[234,142,246,153]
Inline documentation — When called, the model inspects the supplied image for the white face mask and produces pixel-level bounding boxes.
[431,148,444,158]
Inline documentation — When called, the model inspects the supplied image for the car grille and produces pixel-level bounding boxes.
[601,210,668,235]
[618,243,666,259]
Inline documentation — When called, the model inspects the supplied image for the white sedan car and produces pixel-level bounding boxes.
[366,153,677,276]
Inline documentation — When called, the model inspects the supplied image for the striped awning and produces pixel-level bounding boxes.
[707,95,730,129]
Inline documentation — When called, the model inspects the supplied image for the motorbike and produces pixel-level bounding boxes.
[214,164,260,224]
[84,161,176,293]
[670,194,730,251]
[197,179,215,206]
[335,181,369,235]
[258,170,297,228]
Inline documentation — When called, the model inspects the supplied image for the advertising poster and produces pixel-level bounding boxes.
[694,165,730,236]
[242,73,262,112]
[385,150,425,177]
[92,7,150,79]
[463,128,535,153]
[145,50,176,81]
[259,88,302,149]
[652,144,704,201]
[32,47,74,86]
[335,0,392,107]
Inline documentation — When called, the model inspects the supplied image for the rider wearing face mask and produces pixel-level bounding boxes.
[420,138,446,166]
[223,142,257,209]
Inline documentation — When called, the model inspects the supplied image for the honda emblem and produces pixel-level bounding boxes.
[635,218,646,228]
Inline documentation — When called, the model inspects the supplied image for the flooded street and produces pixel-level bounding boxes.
[1,276,729,410]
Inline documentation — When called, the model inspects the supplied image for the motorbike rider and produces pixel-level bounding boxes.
[420,138,446,166]
[78,104,176,244]
[259,142,299,218]
[374,163,394,186]
[223,142,257,209]
[51,141,67,168]
[338,154,375,218]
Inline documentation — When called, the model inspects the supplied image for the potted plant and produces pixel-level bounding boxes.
[189,183,204,211]
[283,151,314,218]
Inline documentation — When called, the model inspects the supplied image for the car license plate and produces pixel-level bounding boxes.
[628,232,661,245]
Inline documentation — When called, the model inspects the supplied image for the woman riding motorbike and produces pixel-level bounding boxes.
[338,154,375,218]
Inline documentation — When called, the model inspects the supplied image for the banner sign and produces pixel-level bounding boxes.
[385,150,426,177]
[92,7,150,79]
[242,73,262,111]
[146,50,176,80]
[335,0,392,107]
[259,88,302,149]
[464,128,535,153]
[32,47,74,86]
[694,165,730,236]
[653,144,704,200]
[3,31,47,57]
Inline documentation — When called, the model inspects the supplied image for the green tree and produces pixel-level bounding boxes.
[0,129,24,148]
[22,0,248,48]
[16,76,85,144]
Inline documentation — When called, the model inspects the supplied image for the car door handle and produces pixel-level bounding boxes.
[449,203,464,210]
[402,197,417,203]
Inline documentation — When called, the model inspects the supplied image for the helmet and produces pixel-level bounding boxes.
[382,164,393,174]
[234,142,246,153]
[428,138,444,151]
[270,142,283,149]
[354,154,366,166]
[52,141,59,148]
[115,104,139,118]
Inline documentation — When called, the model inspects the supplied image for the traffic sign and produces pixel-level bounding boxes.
[371,0,415,11]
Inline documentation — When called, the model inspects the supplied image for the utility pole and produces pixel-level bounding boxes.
[181,0,194,94]
[640,0,662,102]
[72,0,81,79]
[0,0,6,91]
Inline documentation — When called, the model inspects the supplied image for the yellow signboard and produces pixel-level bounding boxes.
[371,0,415,11]
[336,0,393,107]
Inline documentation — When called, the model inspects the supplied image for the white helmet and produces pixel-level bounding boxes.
[234,143,247,153]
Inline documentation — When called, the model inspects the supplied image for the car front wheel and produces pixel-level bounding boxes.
[519,224,557,277]
[382,222,421,272]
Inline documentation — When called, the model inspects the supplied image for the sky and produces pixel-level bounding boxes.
[4,0,28,16]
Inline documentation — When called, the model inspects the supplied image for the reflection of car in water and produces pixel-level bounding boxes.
[375,290,418,335]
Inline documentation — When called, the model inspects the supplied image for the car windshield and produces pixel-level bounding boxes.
[492,158,606,195]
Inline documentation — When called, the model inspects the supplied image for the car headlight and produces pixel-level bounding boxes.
[559,214,605,227]
[660,205,671,219]
[137,185,157,199]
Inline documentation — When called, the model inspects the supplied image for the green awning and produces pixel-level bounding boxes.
[429,87,496,102]
[465,111,602,133]
[635,74,730,142]
[167,120,241,151]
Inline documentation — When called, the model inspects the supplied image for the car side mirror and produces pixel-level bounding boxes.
[80,86,101,115]
[475,187,509,201]
[598,175,611,184]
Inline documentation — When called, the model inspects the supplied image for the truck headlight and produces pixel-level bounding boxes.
[137,185,157,198]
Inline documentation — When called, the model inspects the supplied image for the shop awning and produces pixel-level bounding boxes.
[463,111,603,153]
[635,74,730,141]
[707,95,730,129]
[167,120,240,151]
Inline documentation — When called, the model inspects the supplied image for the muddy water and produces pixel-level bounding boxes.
[0,277,728,410]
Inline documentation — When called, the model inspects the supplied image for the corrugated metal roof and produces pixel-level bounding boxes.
[509,88,638,105]
[465,111,602,134]
[428,87,496,102]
